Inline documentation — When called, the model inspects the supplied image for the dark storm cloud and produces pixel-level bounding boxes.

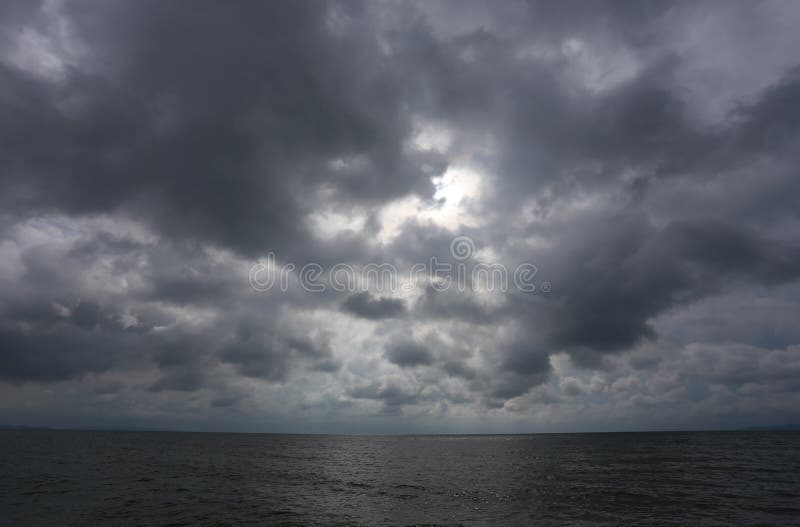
[149,369,207,393]
[219,320,339,381]
[734,66,800,153]
[682,344,800,393]
[0,279,156,383]
[414,286,498,325]
[341,292,406,320]
[0,327,121,382]
[1,0,800,429]
[366,49,800,393]
[0,222,335,388]
[385,339,434,367]
[347,382,425,409]
[537,216,800,365]
[389,48,800,377]
[0,0,445,259]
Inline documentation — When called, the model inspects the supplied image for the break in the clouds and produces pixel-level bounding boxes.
[1,0,799,432]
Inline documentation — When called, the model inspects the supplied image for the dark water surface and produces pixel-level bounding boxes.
[1,430,799,526]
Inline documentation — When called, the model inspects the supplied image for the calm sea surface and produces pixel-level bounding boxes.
[1,430,799,526]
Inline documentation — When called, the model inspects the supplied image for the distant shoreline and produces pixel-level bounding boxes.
[2,424,799,435]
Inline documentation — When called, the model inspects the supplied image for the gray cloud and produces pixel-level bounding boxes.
[342,292,406,320]
[1,0,800,432]
[385,339,434,368]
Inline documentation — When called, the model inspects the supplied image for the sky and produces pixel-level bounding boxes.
[1,0,800,433]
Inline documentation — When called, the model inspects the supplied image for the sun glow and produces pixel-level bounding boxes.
[374,166,484,243]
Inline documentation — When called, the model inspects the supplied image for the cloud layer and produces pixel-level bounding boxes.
[1,0,799,432]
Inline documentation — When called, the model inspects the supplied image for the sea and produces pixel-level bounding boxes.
[1,430,799,526]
